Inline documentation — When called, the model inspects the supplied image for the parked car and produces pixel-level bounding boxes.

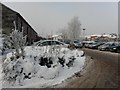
[73,40,83,48]
[33,40,43,46]
[98,42,116,51]
[64,40,71,45]
[109,43,120,53]
[83,41,95,48]
[35,40,68,47]
[89,42,105,49]
[84,42,96,48]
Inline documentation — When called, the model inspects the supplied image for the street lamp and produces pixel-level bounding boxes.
[83,29,86,41]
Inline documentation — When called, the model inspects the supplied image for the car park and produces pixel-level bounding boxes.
[89,42,105,49]
[98,42,116,51]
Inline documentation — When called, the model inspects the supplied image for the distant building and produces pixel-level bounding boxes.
[86,34,117,42]
[1,3,39,45]
[48,34,63,41]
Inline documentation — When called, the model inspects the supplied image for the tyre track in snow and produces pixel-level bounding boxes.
[54,48,119,88]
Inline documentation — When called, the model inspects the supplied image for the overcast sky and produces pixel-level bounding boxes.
[2,2,118,36]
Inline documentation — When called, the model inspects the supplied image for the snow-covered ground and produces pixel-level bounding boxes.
[0,37,3,89]
[0,37,3,56]
[2,45,85,88]
[0,62,2,89]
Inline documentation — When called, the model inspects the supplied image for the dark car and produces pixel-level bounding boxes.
[84,43,92,48]
[83,41,96,48]
[73,40,83,48]
[64,40,71,45]
[98,42,116,51]
[109,43,120,53]
[89,42,105,49]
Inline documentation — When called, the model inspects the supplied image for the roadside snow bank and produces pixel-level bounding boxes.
[2,46,85,88]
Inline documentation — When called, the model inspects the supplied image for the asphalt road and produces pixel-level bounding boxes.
[54,48,119,88]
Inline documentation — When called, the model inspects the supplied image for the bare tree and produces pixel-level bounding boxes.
[59,28,68,41]
[67,16,81,42]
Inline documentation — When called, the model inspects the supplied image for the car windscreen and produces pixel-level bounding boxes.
[74,41,79,43]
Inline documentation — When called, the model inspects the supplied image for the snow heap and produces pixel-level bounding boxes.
[2,46,85,88]
[0,60,2,90]
[0,36,3,89]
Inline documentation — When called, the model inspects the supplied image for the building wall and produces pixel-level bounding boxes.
[0,3,2,32]
[1,4,38,45]
[16,14,38,44]
[2,4,16,35]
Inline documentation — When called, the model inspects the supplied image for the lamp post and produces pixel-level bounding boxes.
[83,29,86,41]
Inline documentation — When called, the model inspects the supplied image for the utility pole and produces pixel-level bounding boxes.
[83,28,86,41]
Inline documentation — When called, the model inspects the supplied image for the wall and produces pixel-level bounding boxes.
[1,4,38,45]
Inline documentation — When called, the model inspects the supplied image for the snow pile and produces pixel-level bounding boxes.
[0,62,2,89]
[2,46,85,88]
[0,37,3,89]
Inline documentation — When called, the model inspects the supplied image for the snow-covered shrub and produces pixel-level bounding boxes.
[0,33,13,56]
[1,21,27,87]
[7,21,27,57]
[58,56,65,67]
[2,46,85,88]
[66,56,76,67]
[2,55,39,86]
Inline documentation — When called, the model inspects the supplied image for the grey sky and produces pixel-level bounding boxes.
[3,2,118,36]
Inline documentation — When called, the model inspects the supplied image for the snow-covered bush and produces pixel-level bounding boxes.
[7,21,27,57]
[0,36,12,55]
[2,46,85,88]
[1,21,27,87]
[1,21,85,88]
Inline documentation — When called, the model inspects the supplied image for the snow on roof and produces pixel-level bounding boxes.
[86,34,117,38]
[90,34,102,37]
[110,36,117,38]
[85,34,101,37]
[102,34,111,37]
[52,35,59,37]
[51,34,62,38]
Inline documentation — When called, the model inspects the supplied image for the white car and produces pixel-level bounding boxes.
[34,40,68,47]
